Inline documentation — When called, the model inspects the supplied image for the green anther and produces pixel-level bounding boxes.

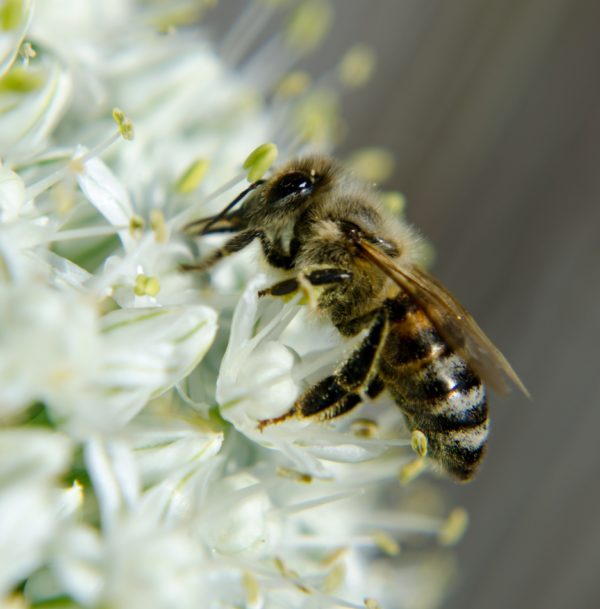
[0,0,24,31]
[112,107,135,141]
[348,148,395,183]
[438,507,469,546]
[382,191,406,215]
[339,44,376,88]
[0,66,43,93]
[243,143,278,182]
[285,0,332,53]
[410,429,428,457]
[176,158,209,194]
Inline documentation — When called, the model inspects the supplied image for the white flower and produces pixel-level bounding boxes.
[0,281,217,436]
[0,2,467,608]
[0,429,72,597]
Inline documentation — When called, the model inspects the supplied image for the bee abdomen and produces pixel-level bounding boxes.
[383,342,489,480]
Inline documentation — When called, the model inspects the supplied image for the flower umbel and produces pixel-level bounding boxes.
[1,2,463,608]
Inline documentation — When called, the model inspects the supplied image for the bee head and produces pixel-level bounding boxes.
[183,156,336,236]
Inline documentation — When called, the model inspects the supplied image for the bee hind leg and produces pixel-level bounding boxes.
[257,308,387,429]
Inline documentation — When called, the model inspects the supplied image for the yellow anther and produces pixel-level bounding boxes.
[323,563,346,594]
[274,557,310,592]
[320,547,347,567]
[65,479,84,509]
[438,507,469,546]
[152,2,215,30]
[411,429,428,458]
[348,148,395,183]
[242,571,261,607]
[285,0,333,53]
[0,0,25,30]
[134,274,160,297]
[339,44,376,88]
[350,418,379,439]
[112,107,135,141]
[372,531,400,556]
[144,276,160,296]
[364,598,382,609]
[176,158,209,194]
[275,71,311,99]
[399,457,426,485]
[243,143,278,182]
[133,275,146,296]
[150,209,167,243]
[19,41,36,65]
[2,593,28,609]
[129,215,145,237]
[276,466,312,483]
[382,191,406,216]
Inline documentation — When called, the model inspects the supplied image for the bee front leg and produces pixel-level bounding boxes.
[180,229,263,273]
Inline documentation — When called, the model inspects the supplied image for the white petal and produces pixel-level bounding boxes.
[202,473,281,557]
[0,56,72,156]
[49,304,221,434]
[0,0,33,78]
[74,150,134,248]
[0,429,71,596]
[101,304,218,396]
[51,524,104,607]
[0,167,25,222]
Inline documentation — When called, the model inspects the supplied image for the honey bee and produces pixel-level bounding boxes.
[183,156,528,481]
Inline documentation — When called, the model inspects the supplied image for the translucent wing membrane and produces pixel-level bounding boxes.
[355,237,529,397]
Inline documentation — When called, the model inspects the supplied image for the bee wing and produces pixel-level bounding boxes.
[356,237,529,397]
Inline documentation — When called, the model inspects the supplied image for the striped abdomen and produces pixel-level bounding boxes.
[380,294,489,480]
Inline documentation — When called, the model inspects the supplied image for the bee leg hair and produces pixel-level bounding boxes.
[257,307,387,429]
[258,268,352,297]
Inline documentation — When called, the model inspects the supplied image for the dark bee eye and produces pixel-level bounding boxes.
[267,171,313,205]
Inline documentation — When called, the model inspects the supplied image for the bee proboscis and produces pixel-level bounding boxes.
[183,156,528,481]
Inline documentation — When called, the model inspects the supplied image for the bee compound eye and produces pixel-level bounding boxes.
[267,171,313,205]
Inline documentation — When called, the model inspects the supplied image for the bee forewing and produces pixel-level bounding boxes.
[356,238,529,398]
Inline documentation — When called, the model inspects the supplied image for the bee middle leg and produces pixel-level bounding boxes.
[257,308,387,430]
[257,268,353,308]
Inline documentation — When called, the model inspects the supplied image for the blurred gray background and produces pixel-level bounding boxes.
[209,1,600,608]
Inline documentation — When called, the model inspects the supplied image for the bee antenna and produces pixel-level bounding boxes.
[194,179,265,235]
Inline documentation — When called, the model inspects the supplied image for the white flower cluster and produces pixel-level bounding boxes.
[0,2,464,608]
